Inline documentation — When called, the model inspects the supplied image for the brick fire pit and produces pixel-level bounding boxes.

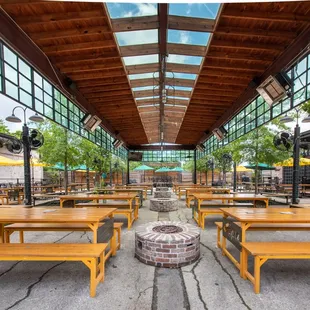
[135,221,200,268]
[154,191,171,198]
[150,198,178,212]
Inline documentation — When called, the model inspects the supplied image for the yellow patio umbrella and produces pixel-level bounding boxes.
[0,155,22,166]
[236,165,252,172]
[275,157,310,167]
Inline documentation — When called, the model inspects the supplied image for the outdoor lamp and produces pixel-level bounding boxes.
[279,114,294,123]
[302,115,310,123]
[6,113,22,123]
[5,106,45,206]
[29,113,44,123]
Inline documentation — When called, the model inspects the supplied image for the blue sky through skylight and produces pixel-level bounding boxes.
[107,3,157,19]
[168,30,210,46]
[123,55,158,66]
[166,86,193,91]
[129,73,159,80]
[167,54,202,65]
[169,3,220,19]
[165,72,197,80]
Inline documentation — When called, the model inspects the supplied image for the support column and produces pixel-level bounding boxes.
[193,150,197,184]
[233,162,237,192]
[22,124,32,205]
[126,157,130,185]
[292,124,300,204]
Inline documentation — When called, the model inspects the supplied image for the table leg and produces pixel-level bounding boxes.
[240,222,250,278]
[0,224,4,243]
[88,223,99,243]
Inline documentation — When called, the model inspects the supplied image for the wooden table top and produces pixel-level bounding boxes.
[290,204,310,208]
[0,207,116,223]
[186,188,230,192]
[60,193,137,200]
[193,193,268,200]
[220,207,310,223]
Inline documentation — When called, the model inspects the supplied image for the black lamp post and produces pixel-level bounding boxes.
[279,109,309,204]
[207,158,215,186]
[6,107,44,206]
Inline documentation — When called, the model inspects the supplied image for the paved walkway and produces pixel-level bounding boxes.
[1,195,310,310]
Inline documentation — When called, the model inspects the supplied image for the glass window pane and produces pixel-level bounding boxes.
[43,79,52,95]
[44,105,53,119]
[19,74,32,93]
[35,99,44,114]
[35,85,43,101]
[19,89,32,107]
[33,71,42,88]
[3,46,17,68]
[44,92,52,107]
[5,80,18,100]
[5,64,18,84]
[19,59,31,79]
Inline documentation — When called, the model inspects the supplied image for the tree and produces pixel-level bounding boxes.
[212,146,233,184]
[37,121,81,194]
[91,147,111,187]
[0,120,10,134]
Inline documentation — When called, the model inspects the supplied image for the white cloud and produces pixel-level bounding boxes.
[121,3,157,18]
[123,54,158,66]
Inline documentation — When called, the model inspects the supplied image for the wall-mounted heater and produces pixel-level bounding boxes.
[81,114,102,132]
[256,72,293,107]
[213,126,228,141]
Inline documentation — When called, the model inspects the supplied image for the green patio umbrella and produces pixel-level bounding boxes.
[133,164,154,182]
[155,167,170,173]
[244,163,276,170]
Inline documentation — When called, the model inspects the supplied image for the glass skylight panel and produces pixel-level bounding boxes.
[166,86,193,91]
[168,30,210,46]
[136,96,159,100]
[129,72,159,80]
[123,54,158,66]
[165,72,196,80]
[115,30,158,46]
[107,3,157,19]
[168,96,190,101]
[169,3,220,19]
[133,86,155,91]
[167,54,202,65]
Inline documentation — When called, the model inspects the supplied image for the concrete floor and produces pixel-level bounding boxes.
[1,195,310,310]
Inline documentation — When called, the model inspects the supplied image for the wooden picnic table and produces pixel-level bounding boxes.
[0,207,116,243]
[185,188,231,207]
[177,185,211,199]
[115,186,148,199]
[290,203,310,208]
[220,207,310,276]
[59,193,137,208]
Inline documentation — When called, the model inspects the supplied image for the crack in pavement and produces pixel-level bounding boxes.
[134,286,153,310]
[53,231,74,243]
[0,262,20,279]
[200,242,252,310]
[151,267,159,310]
[5,261,65,310]
[178,268,191,310]
[190,257,208,310]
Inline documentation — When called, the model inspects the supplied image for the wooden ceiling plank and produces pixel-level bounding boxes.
[167,43,206,57]
[120,43,159,57]
[29,26,112,41]
[221,10,310,23]
[15,10,104,26]
[77,77,129,88]
[79,83,130,93]
[43,41,116,55]
[112,15,159,32]
[166,63,200,74]
[212,39,285,51]
[216,26,297,39]
[206,52,275,63]
[168,15,215,32]
[69,69,126,80]
[52,52,120,65]
[60,62,124,74]
[126,63,159,75]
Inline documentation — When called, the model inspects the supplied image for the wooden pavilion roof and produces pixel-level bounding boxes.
[0,1,310,148]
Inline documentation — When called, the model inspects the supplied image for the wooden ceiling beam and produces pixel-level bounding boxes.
[134,90,159,98]
[216,26,297,39]
[168,15,215,32]
[194,82,245,92]
[203,62,266,72]
[130,78,156,88]
[85,90,132,99]
[166,63,200,74]
[60,62,124,74]
[190,95,233,102]
[199,70,253,79]
[120,43,159,57]
[166,78,195,88]
[197,77,248,87]
[28,26,111,41]
[52,52,120,65]
[79,83,130,93]
[89,94,133,103]
[193,89,239,97]
[14,10,104,26]
[126,63,159,75]
[166,89,191,98]
[43,41,115,55]
[69,69,126,80]
[212,39,286,52]
[77,77,128,88]
[112,15,159,32]
[221,10,310,23]
[167,43,206,57]
[206,52,275,63]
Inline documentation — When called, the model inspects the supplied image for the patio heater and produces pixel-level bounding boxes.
[280,108,309,204]
[6,106,44,205]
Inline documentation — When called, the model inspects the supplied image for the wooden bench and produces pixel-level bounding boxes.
[76,202,138,229]
[0,243,107,297]
[215,221,310,249]
[4,222,123,258]
[0,194,9,205]
[241,242,310,294]
[194,203,254,229]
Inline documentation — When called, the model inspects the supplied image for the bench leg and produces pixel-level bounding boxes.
[19,231,24,243]
[90,258,97,298]
[216,226,222,248]
[111,231,117,256]
[241,248,248,279]
[127,213,133,229]
[201,213,206,230]
[134,205,139,220]
[254,256,261,294]
[117,227,121,250]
